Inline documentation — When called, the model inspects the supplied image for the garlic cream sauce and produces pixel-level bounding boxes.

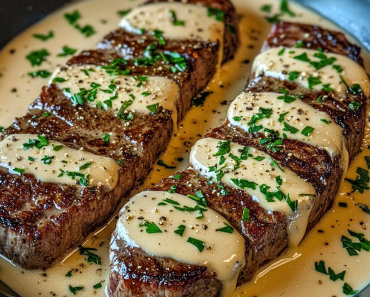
[0,0,369,297]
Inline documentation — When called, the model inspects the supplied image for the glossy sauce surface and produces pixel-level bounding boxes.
[0,134,120,190]
[52,65,180,123]
[190,137,315,245]
[117,191,245,297]
[253,47,370,98]
[228,92,347,158]
[0,0,369,296]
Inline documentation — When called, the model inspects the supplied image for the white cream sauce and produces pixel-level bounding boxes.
[120,2,223,43]
[190,137,315,246]
[253,47,370,98]
[0,134,120,190]
[228,92,347,160]
[117,190,245,297]
[120,2,224,68]
[51,65,180,124]
[0,0,370,297]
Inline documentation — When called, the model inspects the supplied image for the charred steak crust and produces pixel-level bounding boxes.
[108,23,367,297]
[0,0,239,269]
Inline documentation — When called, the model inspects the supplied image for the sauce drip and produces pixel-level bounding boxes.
[190,137,315,245]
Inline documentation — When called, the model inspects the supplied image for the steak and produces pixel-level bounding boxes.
[0,0,239,269]
[108,22,368,296]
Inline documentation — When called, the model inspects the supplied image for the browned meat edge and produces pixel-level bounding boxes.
[108,21,367,297]
[0,0,239,269]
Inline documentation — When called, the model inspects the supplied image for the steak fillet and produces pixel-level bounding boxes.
[108,22,368,296]
[0,0,239,269]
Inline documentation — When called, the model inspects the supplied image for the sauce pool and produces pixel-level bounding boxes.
[0,0,369,296]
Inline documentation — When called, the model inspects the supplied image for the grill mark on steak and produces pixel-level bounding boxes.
[0,0,239,269]
[108,22,367,296]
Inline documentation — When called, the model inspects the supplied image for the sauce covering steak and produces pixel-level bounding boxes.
[0,0,239,269]
[108,22,368,296]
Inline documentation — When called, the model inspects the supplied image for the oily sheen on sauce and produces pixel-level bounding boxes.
[0,1,369,297]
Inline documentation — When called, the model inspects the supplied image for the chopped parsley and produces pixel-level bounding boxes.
[57,45,77,57]
[207,7,225,22]
[320,119,331,124]
[269,158,285,172]
[260,4,272,13]
[343,283,358,295]
[280,0,296,17]
[102,133,110,143]
[187,237,205,252]
[294,52,310,62]
[278,47,285,56]
[283,122,299,134]
[28,70,51,78]
[74,24,96,37]
[314,260,346,281]
[117,9,131,17]
[23,135,49,150]
[117,99,134,120]
[78,245,101,264]
[169,10,185,26]
[13,168,25,175]
[52,77,67,83]
[247,107,272,125]
[174,225,186,237]
[358,203,370,214]
[41,155,52,165]
[348,101,361,110]
[79,162,91,170]
[307,77,322,89]
[192,91,212,107]
[93,283,102,289]
[277,88,296,103]
[341,229,370,256]
[168,184,177,193]
[242,207,250,222]
[157,160,176,169]
[64,10,81,24]
[340,75,363,95]
[345,166,369,193]
[65,270,72,277]
[26,49,50,66]
[146,103,159,114]
[139,221,162,233]
[254,156,265,161]
[69,285,84,295]
[278,111,289,123]
[173,173,183,180]
[33,30,54,41]
[301,126,314,136]
[28,157,35,161]
[58,170,90,187]
[288,71,299,81]
[332,64,343,73]
[322,83,334,92]
[231,178,257,190]
[216,222,234,234]
[214,140,231,156]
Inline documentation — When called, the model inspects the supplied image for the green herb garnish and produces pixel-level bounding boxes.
[174,225,186,237]
[187,237,205,252]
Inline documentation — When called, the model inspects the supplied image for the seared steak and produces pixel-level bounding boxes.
[0,0,239,269]
[108,22,368,296]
